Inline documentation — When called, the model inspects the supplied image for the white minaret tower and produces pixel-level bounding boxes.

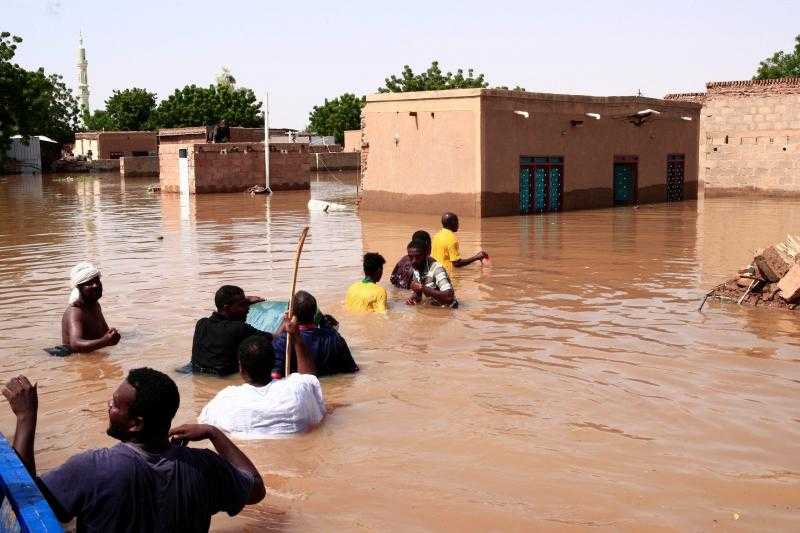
[77,32,90,113]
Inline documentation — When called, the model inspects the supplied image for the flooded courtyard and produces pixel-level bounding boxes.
[0,171,799,531]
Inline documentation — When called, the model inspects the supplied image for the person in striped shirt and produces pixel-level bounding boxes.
[405,240,458,308]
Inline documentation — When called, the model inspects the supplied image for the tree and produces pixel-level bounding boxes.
[152,83,262,128]
[378,61,489,93]
[104,88,157,130]
[308,93,365,144]
[495,85,527,91]
[0,32,79,155]
[82,109,119,131]
[754,34,800,79]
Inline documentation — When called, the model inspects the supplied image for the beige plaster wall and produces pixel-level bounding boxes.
[482,92,700,215]
[360,90,483,216]
[343,129,361,152]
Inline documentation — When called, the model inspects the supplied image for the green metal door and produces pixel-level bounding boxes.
[613,163,635,205]
[519,166,532,213]
[548,166,562,211]
[533,167,547,211]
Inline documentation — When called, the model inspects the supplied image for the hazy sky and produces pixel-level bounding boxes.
[5,0,800,128]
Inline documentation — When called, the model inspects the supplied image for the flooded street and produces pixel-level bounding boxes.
[1,171,799,531]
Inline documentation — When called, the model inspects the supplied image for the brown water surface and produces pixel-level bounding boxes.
[0,172,799,531]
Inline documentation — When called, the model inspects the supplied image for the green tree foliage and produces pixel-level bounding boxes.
[754,34,800,79]
[307,93,365,144]
[105,88,157,130]
[495,85,527,91]
[82,109,118,131]
[153,84,262,128]
[378,61,489,93]
[0,32,79,155]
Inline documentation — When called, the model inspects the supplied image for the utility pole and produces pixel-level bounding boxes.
[264,91,271,192]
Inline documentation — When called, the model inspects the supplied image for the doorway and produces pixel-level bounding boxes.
[613,155,638,206]
[178,148,189,194]
[519,156,564,214]
[666,153,685,201]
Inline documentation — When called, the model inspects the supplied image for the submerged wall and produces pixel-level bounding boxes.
[667,78,800,197]
[482,91,700,216]
[120,155,158,177]
[159,142,310,193]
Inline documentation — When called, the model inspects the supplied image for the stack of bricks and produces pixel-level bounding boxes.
[666,77,800,196]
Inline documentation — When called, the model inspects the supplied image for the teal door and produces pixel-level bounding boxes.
[613,163,636,205]
[548,166,562,211]
[520,156,564,214]
[533,167,547,211]
[519,166,531,213]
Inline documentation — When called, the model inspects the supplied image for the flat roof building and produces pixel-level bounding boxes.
[74,131,157,160]
[360,89,701,217]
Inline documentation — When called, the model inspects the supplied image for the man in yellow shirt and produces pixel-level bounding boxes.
[345,253,388,313]
[431,212,488,272]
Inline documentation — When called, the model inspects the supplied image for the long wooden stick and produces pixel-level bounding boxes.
[285,226,309,377]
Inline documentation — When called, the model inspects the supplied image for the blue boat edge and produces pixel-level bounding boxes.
[0,433,62,532]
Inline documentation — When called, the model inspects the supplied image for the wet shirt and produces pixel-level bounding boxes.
[192,312,271,374]
[272,324,359,377]
[199,374,326,437]
[431,228,461,273]
[345,279,388,313]
[40,442,255,533]
[390,255,414,289]
[413,259,457,307]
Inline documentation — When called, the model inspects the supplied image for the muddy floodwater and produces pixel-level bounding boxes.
[1,171,799,531]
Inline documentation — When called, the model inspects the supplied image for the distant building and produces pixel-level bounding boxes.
[665,77,800,197]
[3,136,56,174]
[360,88,700,217]
[157,126,310,193]
[73,131,157,160]
[343,130,361,152]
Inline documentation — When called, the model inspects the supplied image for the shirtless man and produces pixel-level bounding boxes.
[61,262,120,353]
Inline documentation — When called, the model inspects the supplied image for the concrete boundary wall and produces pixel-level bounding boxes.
[120,156,158,177]
[666,77,800,196]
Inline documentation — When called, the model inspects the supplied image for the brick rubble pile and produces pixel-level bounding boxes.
[710,235,800,310]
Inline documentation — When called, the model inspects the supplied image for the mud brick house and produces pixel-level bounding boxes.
[74,131,157,159]
[158,127,310,193]
[359,89,701,217]
[665,77,800,197]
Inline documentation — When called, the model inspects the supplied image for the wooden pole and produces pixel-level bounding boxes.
[285,226,309,377]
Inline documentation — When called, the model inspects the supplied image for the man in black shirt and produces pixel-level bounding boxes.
[191,285,269,375]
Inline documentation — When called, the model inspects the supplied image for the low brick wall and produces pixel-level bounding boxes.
[192,143,310,192]
[120,155,158,177]
[310,151,360,170]
[88,159,120,172]
[158,142,310,193]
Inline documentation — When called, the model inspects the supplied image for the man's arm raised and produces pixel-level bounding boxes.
[2,376,39,475]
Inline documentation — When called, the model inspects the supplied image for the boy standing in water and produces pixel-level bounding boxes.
[346,253,388,313]
[431,212,488,273]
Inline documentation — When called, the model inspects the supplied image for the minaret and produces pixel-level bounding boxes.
[77,32,90,113]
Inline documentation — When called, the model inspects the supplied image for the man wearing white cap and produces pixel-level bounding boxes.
[61,262,120,353]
